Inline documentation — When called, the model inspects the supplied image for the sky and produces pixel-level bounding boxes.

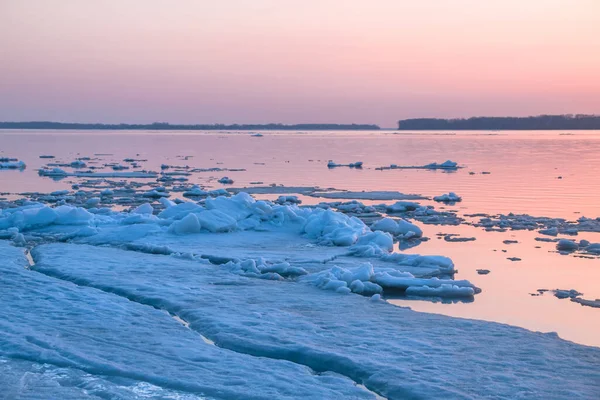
[1,0,599,127]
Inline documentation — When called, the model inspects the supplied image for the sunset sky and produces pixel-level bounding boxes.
[1,0,599,127]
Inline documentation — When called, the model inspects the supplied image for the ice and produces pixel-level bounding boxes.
[371,217,423,238]
[0,241,373,400]
[572,298,600,308]
[218,176,234,184]
[0,160,26,169]
[376,160,460,171]
[433,192,462,203]
[425,160,459,169]
[195,209,238,232]
[276,195,302,205]
[539,227,559,236]
[70,159,87,168]
[474,213,600,237]
[183,185,209,197]
[168,212,202,234]
[309,191,425,201]
[405,284,476,298]
[15,242,599,399]
[303,209,370,247]
[327,160,363,168]
[553,289,582,299]
[556,239,579,252]
[384,201,421,213]
[38,168,158,178]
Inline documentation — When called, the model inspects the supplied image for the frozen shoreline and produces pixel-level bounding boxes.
[1,190,600,398]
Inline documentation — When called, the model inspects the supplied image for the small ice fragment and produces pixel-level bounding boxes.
[556,239,578,252]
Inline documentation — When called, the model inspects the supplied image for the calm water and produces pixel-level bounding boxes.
[1,129,599,346]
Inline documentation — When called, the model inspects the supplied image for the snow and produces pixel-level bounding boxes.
[1,241,593,399]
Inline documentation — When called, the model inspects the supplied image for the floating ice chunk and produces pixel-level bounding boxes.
[443,234,476,242]
[276,195,302,205]
[374,273,479,295]
[143,189,170,198]
[38,167,68,177]
[424,160,458,170]
[376,160,460,171]
[553,289,582,299]
[70,160,87,168]
[397,219,423,237]
[585,243,600,254]
[385,201,421,213]
[327,160,363,168]
[572,297,600,308]
[539,227,559,236]
[218,176,234,184]
[405,284,475,298]
[371,218,398,234]
[100,189,114,196]
[133,203,154,215]
[85,197,101,207]
[433,192,462,203]
[0,160,26,169]
[168,213,202,235]
[371,217,423,238]
[302,209,369,247]
[556,239,578,252]
[182,185,208,197]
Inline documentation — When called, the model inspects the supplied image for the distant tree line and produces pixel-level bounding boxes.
[397,114,600,130]
[0,121,380,131]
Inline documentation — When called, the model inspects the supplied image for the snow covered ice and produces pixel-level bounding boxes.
[1,191,600,399]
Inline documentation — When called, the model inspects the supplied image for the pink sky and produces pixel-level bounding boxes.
[1,0,599,127]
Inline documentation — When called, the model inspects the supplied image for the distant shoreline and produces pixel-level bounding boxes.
[0,121,380,131]
[398,114,600,130]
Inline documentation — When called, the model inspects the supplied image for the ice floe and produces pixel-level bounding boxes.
[0,159,26,169]
[433,192,462,203]
[376,160,460,171]
[12,242,596,399]
[327,160,363,168]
